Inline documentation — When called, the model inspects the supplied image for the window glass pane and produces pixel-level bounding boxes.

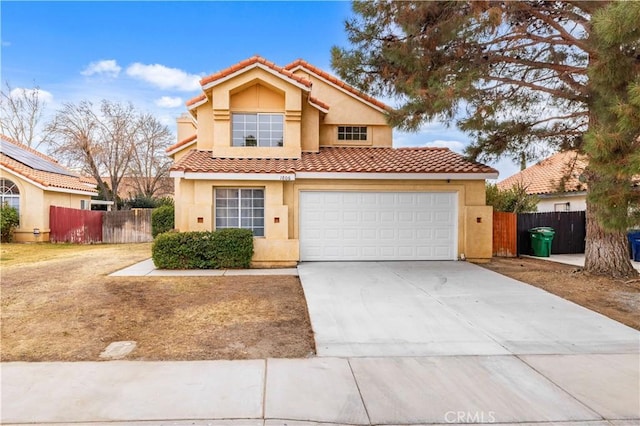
[214,187,265,235]
[337,126,367,141]
[233,114,283,148]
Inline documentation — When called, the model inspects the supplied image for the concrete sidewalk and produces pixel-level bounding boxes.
[109,259,298,277]
[3,354,638,425]
[524,253,640,271]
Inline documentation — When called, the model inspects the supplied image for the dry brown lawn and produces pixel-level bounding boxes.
[1,243,315,361]
[481,256,640,331]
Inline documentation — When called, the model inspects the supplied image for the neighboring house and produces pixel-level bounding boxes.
[0,135,98,242]
[106,177,175,200]
[498,150,588,212]
[167,56,498,266]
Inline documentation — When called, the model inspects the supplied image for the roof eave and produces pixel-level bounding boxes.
[201,63,312,93]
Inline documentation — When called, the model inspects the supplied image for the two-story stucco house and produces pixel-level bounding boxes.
[167,56,498,267]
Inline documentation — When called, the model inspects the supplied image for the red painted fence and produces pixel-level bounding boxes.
[49,206,103,243]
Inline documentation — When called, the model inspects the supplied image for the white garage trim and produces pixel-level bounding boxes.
[299,191,458,261]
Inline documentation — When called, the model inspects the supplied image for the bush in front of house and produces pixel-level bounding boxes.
[152,228,254,269]
[151,204,175,237]
[0,204,19,242]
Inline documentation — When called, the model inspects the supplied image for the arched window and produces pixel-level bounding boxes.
[0,178,20,215]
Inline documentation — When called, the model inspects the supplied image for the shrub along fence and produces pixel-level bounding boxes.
[49,206,153,244]
[493,210,586,257]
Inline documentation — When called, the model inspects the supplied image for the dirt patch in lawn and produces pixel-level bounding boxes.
[1,243,315,361]
[481,257,640,331]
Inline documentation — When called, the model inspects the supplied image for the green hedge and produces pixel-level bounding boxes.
[152,228,254,269]
[0,204,19,243]
[151,204,175,237]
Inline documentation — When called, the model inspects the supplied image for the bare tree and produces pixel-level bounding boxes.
[0,81,49,148]
[46,100,139,209]
[129,113,174,198]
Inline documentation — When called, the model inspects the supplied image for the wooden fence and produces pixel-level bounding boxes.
[49,207,153,244]
[50,206,103,243]
[493,211,517,257]
[102,209,153,243]
[492,210,587,257]
[517,211,586,255]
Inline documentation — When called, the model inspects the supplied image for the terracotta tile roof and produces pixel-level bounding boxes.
[308,96,330,111]
[285,59,391,112]
[166,134,197,154]
[497,150,588,195]
[0,139,97,194]
[186,94,207,107]
[200,55,312,89]
[171,147,497,175]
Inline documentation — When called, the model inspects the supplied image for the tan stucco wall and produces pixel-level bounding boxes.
[176,114,196,146]
[173,177,492,266]
[0,170,92,242]
[292,68,393,147]
[300,98,320,152]
[191,68,303,159]
[174,178,297,267]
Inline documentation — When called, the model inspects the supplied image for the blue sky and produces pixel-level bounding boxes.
[1,0,518,179]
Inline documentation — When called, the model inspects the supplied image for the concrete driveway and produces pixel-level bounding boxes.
[297,261,640,357]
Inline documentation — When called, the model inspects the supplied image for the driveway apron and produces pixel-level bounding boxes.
[297,261,640,357]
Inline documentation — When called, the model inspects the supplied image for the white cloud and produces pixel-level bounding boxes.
[155,96,183,108]
[420,139,466,153]
[81,59,122,78]
[1,41,10,47]
[126,63,201,92]
[9,87,54,104]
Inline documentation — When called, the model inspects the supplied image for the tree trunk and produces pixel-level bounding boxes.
[584,200,638,278]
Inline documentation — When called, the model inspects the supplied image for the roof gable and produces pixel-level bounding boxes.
[285,59,391,113]
[200,55,312,92]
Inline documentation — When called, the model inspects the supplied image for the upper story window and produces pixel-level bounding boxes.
[338,126,367,141]
[232,113,284,147]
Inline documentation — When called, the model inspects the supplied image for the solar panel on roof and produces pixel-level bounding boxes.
[0,140,76,177]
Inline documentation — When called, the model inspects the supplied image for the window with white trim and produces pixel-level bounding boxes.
[338,126,367,141]
[554,202,570,212]
[232,113,284,147]
[215,188,265,237]
[0,178,20,219]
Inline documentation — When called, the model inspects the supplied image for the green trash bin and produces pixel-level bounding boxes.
[529,227,555,257]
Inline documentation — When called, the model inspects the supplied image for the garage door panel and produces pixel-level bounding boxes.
[300,191,457,261]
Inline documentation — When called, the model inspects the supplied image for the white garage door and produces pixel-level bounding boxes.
[299,191,457,261]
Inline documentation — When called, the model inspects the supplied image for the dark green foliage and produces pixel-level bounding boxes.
[151,204,174,237]
[124,195,174,209]
[151,229,254,269]
[124,196,157,209]
[0,204,19,242]
[486,183,538,213]
[212,228,255,269]
[332,0,640,276]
